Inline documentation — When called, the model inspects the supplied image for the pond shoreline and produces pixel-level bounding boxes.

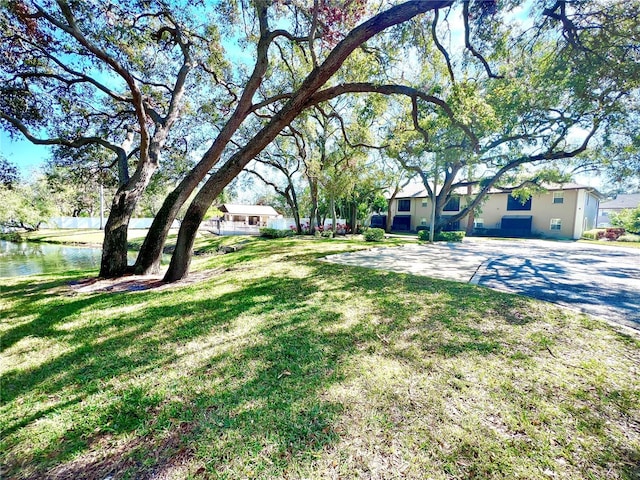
[0,233,104,249]
[0,229,177,278]
[0,239,104,278]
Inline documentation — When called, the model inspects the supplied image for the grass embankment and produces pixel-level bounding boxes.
[1,236,639,479]
[579,238,640,249]
[2,229,164,250]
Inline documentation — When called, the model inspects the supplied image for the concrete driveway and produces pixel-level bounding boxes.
[322,238,640,330]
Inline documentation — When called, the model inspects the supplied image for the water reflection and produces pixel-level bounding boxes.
[0,240,133,277]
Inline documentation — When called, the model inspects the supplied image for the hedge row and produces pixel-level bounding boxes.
[259,228,295,239]
[418,230,466,242]
[364,228,385,242]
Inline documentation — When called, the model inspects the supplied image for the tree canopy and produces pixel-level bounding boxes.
[1,0,216,275]
[2,0,639,281]
[0,156,19,188]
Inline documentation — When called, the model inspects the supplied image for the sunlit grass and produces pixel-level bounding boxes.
[1,236,639,479]
[578,238,640,249]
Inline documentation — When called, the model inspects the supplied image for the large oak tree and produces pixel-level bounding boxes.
[376,0,640,233]
[3,0,637,282]
[0,0,216,276]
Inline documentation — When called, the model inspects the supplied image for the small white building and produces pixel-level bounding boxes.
[218,204,281,226]
[205,204,281,235]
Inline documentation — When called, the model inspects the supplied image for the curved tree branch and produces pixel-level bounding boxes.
[462,0,503,79]
[306,82,479,150]
[1,111,124,153]
[431,9,455,83]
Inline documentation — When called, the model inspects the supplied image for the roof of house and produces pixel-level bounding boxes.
[393,182,602,199]
[543,183,604,197]
[218,204,280,216]
[599,193,640,210]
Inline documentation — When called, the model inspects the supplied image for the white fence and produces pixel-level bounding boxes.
[44,217,180,229]
[267,217,346,231]
[201,220,261,236]
[198,218,349,236]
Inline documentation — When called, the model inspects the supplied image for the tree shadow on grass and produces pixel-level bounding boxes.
[1,269,357,478]
[2,259,636,479]
[0,273,79,303]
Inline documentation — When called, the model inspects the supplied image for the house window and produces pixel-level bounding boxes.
[420,218,428,226]
[474,218,484,228]
[443,196,460,211]
[507,194,532,211]
[550,218,562,230]
[442,218,460,231]
[602,211,609,217]
[553,192,564,204]
[421,199,428,207]
[398,199,411,212]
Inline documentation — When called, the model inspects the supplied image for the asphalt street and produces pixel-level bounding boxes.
[321,238,640,330]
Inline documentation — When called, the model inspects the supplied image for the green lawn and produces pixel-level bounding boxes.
[1,236,639,479]
[578,238,640,249]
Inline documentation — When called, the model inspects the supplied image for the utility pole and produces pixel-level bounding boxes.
[99,182,104,230]
[429,155,438,242]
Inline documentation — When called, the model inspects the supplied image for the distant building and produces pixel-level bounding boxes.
[204,204,281,236]
[597,193,640,227]
[388,183,602,240]
[218,204,281,226]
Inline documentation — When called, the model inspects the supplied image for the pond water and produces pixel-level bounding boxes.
[0,240,135,278]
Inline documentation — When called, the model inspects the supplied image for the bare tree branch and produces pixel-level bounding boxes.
[0,111,124,154]
[462,0,503,79]
[306,82,479,149]
[431,9,455,83]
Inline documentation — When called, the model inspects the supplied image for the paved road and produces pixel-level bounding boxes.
[322,239,640,330]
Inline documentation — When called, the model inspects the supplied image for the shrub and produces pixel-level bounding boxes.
[364,228,385,242]
[610,206,640,234]
[605,227,625,240]
[259,228,294,239]
[436,231,466,242]
[418,230,466,242]
[582,229,606,240]
[617,234,640,243]
[320,230,334,238]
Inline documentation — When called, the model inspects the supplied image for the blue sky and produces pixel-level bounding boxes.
[0,2,251,177]
[0,130,51,175]
[0,0,605,191]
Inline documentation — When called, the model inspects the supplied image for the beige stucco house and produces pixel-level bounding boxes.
[388,183,602,240]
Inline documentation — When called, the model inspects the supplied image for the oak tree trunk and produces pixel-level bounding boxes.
[308,177,319,233]
[99,161,157,278]
[133,182,195,275]
[330,196,337,232]
[163,0,453,281]
[350,202,358,233]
